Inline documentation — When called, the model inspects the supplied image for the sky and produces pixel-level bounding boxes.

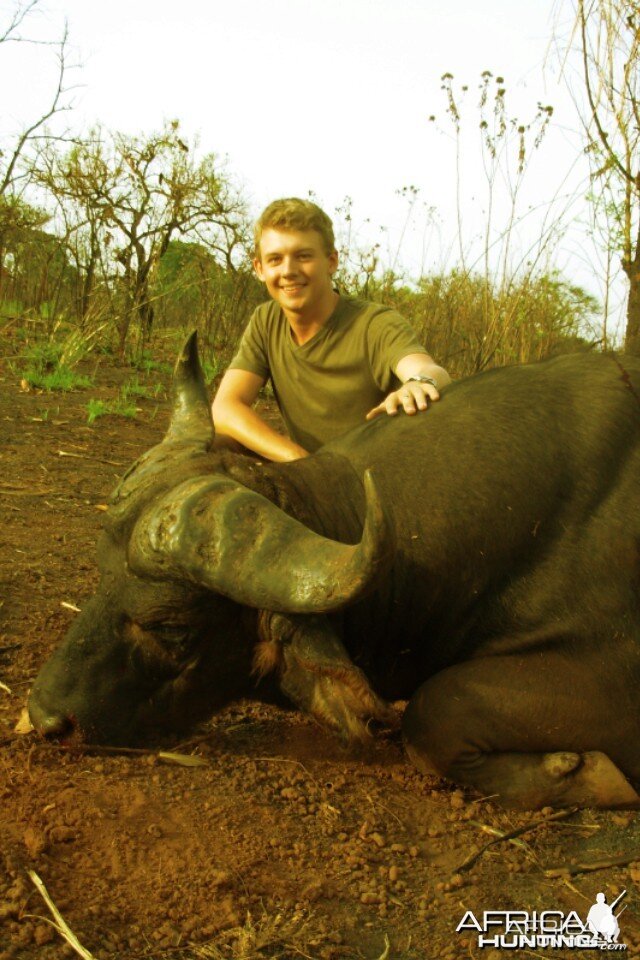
[0,0,626,340]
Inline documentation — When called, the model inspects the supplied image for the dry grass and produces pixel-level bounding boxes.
[189,909,315,960]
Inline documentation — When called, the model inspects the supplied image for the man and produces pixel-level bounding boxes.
[212,198,450,461]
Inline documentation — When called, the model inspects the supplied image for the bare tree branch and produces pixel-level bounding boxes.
[1,4,75,197]
[578,0,634,185]
[0,0,39,44]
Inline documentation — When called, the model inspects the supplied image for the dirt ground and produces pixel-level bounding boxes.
[1,336,640,960]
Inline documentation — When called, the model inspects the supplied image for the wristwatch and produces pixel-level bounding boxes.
[405,375,438,388]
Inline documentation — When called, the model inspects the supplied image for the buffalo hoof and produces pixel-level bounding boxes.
[547,751,640,808]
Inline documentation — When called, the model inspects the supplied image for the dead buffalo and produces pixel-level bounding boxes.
[28,335,640,809]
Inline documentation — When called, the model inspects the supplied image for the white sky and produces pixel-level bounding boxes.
[0,0,626,340]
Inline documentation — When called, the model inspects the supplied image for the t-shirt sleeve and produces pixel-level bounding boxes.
[366,309,430,391]
[228,310,270,380]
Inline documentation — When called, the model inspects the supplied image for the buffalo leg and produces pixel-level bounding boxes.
[402,653,640,809]
[256,612,398,739]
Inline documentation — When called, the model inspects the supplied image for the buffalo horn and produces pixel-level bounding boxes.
[165,330,214,445]
[130,470,394,614]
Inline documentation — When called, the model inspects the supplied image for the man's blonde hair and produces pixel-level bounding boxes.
[254,198,336,258]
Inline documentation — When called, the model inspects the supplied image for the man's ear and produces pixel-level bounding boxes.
[253,257,266,282]
[328,249,339,275]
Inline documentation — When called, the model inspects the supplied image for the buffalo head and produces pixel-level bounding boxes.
[28,334,392,744]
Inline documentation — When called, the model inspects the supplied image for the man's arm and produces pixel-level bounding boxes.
[212,368,309,462]
[365,353,452,420]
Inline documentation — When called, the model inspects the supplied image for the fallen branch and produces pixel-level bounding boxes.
[545,852,640,878]
[27,870,97,960]
[456,806,580,873]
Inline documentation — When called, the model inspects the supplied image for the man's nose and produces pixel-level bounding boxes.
[281,256,298,276]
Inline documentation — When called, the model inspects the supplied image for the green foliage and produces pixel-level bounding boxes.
[86,391,138,423]
[17,341,91,391]
[201,356,223,383]
[17,338,95,391]
[0,300,26,319]
[129,349,173,376]
[86,399,108,423]
[22,365,93,391]
[154,240,263,361]
[350,268,599,377]
[22,340,63,370]
[120,377,164,401]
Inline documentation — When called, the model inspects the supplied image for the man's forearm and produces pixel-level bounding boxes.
[212,401,308,462]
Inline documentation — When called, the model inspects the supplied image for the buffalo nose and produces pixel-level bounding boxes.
[29,705,75,739]
[42,714,74,738]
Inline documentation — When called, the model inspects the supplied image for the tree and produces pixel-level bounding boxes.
[36,121,250,353]
[0,1,74,322]
[0,1,72,198]
[572,0,640,355]
[0,195,47,301]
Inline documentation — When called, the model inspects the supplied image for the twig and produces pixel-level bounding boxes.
[27,870,97,960]
[545,852,640,878]
[57,449,125,466]
[45,742,154,757]
[43,742,206,767]
[456,806,580,873]
[468,819,530,850]
[173,730,222,751]
[373,933,391,960]
[0,486,55,496]
[256,755,320,787]
[366,793,406,830]
[158,751,208,767]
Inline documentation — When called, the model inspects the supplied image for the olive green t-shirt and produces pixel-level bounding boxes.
[229,297,428,451]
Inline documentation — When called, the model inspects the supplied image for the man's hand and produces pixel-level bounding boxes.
[365,379,440,421]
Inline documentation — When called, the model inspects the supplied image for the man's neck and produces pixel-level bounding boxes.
[285,291,340,346]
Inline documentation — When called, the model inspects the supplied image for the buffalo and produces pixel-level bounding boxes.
[28,335,640,809]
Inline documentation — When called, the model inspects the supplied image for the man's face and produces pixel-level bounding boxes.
[254,228,338,317]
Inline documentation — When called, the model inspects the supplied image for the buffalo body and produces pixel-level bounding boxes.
[29,339,640,808]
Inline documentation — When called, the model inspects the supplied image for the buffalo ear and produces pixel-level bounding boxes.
[165,331,214,446]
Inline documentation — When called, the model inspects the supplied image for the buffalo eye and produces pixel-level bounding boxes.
[148,622,191,644]
[125,620,193,668]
